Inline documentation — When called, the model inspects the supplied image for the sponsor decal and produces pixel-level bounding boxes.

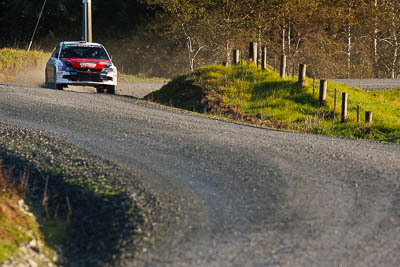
[80,63,97,68]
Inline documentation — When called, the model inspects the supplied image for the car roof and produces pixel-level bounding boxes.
[59,41,103,47]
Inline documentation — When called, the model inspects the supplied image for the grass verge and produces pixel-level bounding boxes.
[0,48,49,82]
[146,63,400,143]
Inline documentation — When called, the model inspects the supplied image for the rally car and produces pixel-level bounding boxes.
[45,41,117,94]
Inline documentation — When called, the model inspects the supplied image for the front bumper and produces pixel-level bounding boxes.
[56,71,117,86]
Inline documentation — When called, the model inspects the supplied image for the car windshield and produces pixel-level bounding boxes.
[60,45,109,60]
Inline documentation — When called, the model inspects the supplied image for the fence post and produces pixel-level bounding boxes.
[357,105,360,123]
[365,111,373,124]
[233,49,240,65]
[249,42,258,65]
[334,88,337,119]
[319,79,327,107]
[280,55,287,78]
[261,47,267,70]
[313,77,316,96]
[298,64,307,88]
[341,92,348,123]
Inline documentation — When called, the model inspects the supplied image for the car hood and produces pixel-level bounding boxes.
[62,58,110,69]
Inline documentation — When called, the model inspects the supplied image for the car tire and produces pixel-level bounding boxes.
[52,70,59,90]
[44,70,49,88]
[96,86,105,93]
[106,85,115,94]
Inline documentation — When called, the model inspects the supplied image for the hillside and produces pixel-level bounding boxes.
[146,64,400,143]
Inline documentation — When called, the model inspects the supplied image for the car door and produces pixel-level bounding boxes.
[46,46,60,83]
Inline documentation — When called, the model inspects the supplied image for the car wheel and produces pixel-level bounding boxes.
[96,86,105,93]
[44,71,49,88]
[106,85,115,94]
[52,70,58,89]
[56,84,64,90]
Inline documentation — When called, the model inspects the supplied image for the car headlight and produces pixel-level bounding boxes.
[58,62,74,72]
[58,66,74,72]
[102,67,115,73]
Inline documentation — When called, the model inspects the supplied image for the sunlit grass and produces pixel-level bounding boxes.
[0,48,49,77]
[156,63,400,143]
[0,164,59,264]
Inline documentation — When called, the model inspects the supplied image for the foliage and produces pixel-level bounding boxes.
[134,0,400,78]
[0,0,151,49]
[147,63,400,143]
[2,0,400,78]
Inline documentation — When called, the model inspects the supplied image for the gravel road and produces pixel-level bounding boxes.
[332,79,400,91]
[1,84,400,266]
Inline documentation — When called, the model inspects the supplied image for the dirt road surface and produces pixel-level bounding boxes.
[0,84,400,266]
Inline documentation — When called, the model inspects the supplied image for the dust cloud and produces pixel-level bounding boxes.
[4,60,96,93]
[5,60,47,88]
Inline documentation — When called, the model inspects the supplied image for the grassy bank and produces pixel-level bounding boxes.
[0,163,60,265]
[146,64,400,143]
[0,48,49,82]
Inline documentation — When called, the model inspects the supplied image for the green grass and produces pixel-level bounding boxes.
[148,63,400,143]
[0,167,59,264]
[0,48,49,80]
[0,217,28,262]
[0,210,60,263]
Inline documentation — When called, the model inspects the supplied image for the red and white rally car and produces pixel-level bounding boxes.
[45,41,117,94]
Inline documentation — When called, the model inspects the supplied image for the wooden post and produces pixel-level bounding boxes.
[233,49,240,65]
[83,0,93,42]
[249,42,258,65]
[319,79,327,107]
[280,55,287,78]
[261,47,267,70]
[334,88,337,119]
[357,105,360,123]
[298,64,307,88]
[365,111,373,124]
[313,77,316,96]
[341,92,348,123]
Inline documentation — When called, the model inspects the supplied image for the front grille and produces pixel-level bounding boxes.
[76,68,102,72]
[64,73,102,82]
